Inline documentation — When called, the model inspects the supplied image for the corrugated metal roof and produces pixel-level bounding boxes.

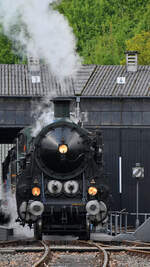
[82,65,150,97]
[73,65,96,95]
[0,64,75,97]
[0,64,150,97]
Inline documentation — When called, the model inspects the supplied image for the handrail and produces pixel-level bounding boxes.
[108,211,150,235]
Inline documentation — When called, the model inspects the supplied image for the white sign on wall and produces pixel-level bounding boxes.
[117,77,126,84]
[32,76,41,83]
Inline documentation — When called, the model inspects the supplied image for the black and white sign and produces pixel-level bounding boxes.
[132,167,144,178]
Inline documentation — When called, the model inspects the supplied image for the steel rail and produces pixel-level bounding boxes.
[0,238,36,246]
[0,247,44,253]
[123,240,150,247]
[125,248,150,257]
[79,240,108,267]
[90,242,108,267]
[1,245,150,253]
[32,241,49,267]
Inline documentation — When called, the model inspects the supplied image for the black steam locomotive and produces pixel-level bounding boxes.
[3,100,109,240]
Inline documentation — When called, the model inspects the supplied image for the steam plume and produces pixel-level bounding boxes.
[31,97,55,136]
[0,0,81,78]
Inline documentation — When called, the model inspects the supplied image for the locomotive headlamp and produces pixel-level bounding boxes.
[64,180,79,194]
[88,187,98,196]
[47,180,62,194]
[32,187,41,196]
[59,144,68,154]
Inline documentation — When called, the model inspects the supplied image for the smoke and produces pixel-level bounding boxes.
[0,0,82,135]
[0,0,81,78]
[31,96,55,137]
[0,0,81,133]
[7,192,33,238]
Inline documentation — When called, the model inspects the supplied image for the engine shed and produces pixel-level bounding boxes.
[1,52,150,218]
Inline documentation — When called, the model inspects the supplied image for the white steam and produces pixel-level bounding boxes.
[0,0,81,78]
[0,0,81,138]
[7,192,33,238]
[31,97,55,137]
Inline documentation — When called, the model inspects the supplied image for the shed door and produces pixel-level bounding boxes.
[103,128,150,213]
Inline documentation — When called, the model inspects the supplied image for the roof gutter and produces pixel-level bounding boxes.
[0,95,150,99]
[55,95,150,99]
[0,95,42,99]
[77,95,150,99]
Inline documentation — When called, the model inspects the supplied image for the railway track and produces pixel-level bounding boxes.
[0,239,108,266]
[1,239,150,266]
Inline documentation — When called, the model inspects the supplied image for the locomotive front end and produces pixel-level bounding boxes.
[8,100,109,240]
[33,120,93,238]
[29,118,107,239]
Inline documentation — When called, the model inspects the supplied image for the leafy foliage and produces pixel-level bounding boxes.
[57,0,150,65]
[121,31,150,65]
[1,0,150,64]
[0,27,23,64]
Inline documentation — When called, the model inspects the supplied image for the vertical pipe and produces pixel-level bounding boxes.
[119,157,122,194]
[119,156,122,211]
[110,214,113,235]
[120,214,122,233]
[136,179,140,228]
[41,172,46,203]
[76,96,80,121]
[16,138,19,174]
[115,214,118,235]
[82,172,86,203]
[125,213,128,233]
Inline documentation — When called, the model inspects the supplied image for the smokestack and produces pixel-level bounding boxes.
[53,99,71,119]
[125,51,138,72]
[28,56,41,83]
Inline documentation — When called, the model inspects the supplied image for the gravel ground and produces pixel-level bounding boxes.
[110,251,150,267]
[0,250,150,266]
[0,252,43,267]
[48,252,102,267]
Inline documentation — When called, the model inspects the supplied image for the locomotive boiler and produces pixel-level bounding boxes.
[3,99,109,240]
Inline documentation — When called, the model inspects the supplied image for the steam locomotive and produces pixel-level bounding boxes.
[3,99,109,240]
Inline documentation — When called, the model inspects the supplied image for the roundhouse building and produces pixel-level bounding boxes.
[1,52,150,220]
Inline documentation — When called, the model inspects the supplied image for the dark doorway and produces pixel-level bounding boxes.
[0,128,22,143]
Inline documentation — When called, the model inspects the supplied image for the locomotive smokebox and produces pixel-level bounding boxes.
[53,98,72,119]
[34,113,91,179]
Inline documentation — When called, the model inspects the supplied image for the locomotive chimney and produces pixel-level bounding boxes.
[53,99,71,119]
[125,51,139,72]
[28,56,41,83]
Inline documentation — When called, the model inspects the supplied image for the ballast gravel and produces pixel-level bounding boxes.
[1,250,150,266]
[110,251,150,267]
[48,252,102,267]
[0,252,43,266]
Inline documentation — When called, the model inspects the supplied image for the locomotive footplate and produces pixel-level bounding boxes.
[42,205,87,236]
[42,224,88,237]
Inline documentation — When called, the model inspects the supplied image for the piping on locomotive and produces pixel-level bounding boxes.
[3,99,109,240]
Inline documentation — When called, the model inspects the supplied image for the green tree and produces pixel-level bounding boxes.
[0,27,21,64]
[57,0,150,64]
[135,4,150,32]
[90,23,120,65]
[0,0,150,64]
[121,31,150,65]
